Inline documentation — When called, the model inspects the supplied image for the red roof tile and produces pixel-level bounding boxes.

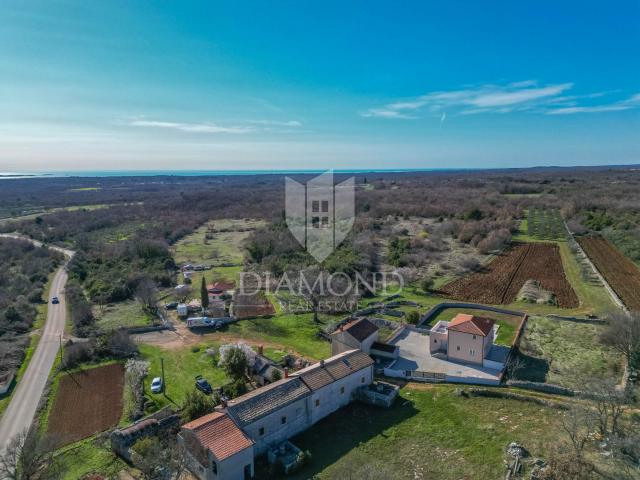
[182,412,253,460]
[447,314,495,337]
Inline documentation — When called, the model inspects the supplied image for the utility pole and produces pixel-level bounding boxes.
[160,357,166,395]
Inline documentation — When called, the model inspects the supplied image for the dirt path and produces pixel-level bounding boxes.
[133,317,308,358]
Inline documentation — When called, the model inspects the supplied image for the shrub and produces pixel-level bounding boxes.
[181,388,216,422]
[406,311,420,325]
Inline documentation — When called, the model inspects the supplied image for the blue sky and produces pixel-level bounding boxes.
[1,1,639,171]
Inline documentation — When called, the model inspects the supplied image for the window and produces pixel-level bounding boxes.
[259,427,265,436]
[312,216,320,228]
[321,216,329,228]
[340,386,345,394]
[321,200,329,212]
[312,200,320,212]
[456,345,460,351]
[361,376,365,384]
[470,349,476,356]
[281,416,287,424]
[315,399,320,407]
[211,461,217,474]
[433,339,437,343]
[472,335,476,340]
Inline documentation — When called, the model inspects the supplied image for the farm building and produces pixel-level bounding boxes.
[180,349,375,480]
[330,318,378,355]
[430,314,501,368]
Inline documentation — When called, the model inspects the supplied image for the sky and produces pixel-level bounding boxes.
[1,0,639,172]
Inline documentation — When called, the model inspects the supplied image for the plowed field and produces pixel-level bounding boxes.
[441,243,578,308]
[577,235,640,311]
[47,363,124,447]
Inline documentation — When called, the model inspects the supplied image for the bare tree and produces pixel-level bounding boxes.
[600,311,640,368]
[583,378,629,438]
[0,430,60,480]
[135,277,158,314]
[135,278,157,312]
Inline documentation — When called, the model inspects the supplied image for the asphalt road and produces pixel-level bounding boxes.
[0,235,73,452]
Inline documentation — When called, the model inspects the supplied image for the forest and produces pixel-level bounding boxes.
[0,238,62,375]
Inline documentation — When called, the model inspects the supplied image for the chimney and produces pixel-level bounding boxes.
[320,359,325,368]
[257,345,264,355]
[284,367,289,378]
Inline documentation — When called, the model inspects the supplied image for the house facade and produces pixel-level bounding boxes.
[330,318,378,355]
[181,350,374,480]
[429,314,497,367]
[180,412,254,480]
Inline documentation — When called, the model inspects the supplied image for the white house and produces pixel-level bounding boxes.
[430,314,499,367]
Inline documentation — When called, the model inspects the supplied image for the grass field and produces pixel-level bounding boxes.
[94,300,154,330]
[172,218,264,267]
[426,308,523,346]
[221,313,332,361]
[55,436,126,480]
[516,316,623,386]
[139,343,230,410]
[282,384,563,480]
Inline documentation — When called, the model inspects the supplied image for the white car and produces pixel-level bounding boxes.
[150,377,163,394]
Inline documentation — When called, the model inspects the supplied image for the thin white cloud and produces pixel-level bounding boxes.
[129,120,254,134]
[362,81,639,119]
[546,93,640,115]
[246,119,303,127]
[127,118,303,133]
[360,109,417,119]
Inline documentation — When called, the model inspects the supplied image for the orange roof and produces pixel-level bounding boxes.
[447,314,495,337]
[182,412,253,460]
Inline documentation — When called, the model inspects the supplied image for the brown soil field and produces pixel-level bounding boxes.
[440,243,579,308]
[577,235,640,311]
[233,292,276,319]
[47,363,124,447]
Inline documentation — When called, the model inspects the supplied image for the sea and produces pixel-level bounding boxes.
[0,168,471,179]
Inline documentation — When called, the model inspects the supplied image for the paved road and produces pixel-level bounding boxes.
[0,235,73,451]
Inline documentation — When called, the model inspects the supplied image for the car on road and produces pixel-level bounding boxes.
[51,296,60,304]
[164,302,178,310]
[195,375,213,394]
[150,377,163,394]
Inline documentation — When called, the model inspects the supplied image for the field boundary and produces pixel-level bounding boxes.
[419,302,524,327]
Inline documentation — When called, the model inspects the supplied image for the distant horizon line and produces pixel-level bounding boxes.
[2,163,640,179]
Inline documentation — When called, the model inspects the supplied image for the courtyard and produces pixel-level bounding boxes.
[387,328,508,384]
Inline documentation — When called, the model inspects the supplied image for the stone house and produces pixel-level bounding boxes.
[330,318,378,355]
[180,350,374,480]
[181,412,254,480]
[429,313,497,367]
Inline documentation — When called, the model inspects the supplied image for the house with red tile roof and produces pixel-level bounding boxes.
[429,313,497,367]
[180,412,254,480]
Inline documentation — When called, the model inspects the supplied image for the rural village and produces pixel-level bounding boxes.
[0,171,640,480]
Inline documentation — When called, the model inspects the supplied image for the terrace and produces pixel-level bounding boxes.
[385,328,505,384]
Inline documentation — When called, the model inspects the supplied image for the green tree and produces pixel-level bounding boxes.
[420,276,434,293]
[181,388,216,422]
[406,310,420,325]
[218,345,248,382]
[200,276,209,309]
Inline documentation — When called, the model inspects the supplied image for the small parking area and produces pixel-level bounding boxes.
[388,329,504,382]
